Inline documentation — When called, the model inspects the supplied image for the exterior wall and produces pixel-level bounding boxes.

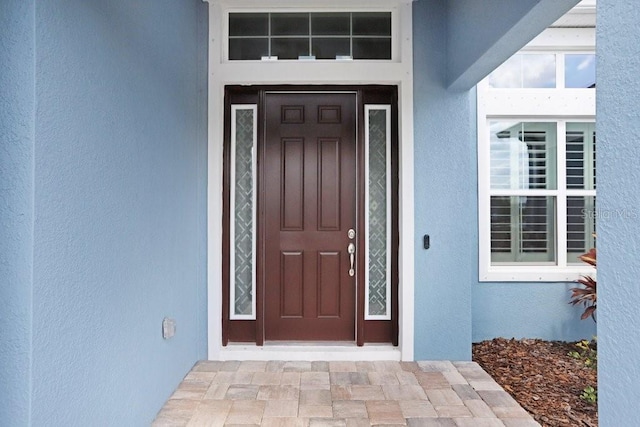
[473,284,596,342]
[28,1,208,425]
[413,0,475,360]
[597,0,640,423]
[413,0,595,359]
[0,1,35,425]
[473,25,597,343]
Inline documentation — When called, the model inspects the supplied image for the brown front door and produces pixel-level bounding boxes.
[263,92,357,341]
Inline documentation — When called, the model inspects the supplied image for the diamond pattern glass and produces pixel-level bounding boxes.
[368,109,389,317]
[233,108,255,316]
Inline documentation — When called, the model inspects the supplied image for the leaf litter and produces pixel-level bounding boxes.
[473,338,598,427]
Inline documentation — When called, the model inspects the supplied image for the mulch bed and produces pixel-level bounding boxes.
[473,338,598,427]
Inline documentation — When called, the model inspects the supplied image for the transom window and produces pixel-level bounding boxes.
[228,12,392,61]
[489,53,596,89]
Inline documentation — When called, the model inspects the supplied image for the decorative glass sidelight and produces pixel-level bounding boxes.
[230,105,257,319]
[365,106,392,319]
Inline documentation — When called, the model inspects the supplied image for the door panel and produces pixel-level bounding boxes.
[281,138,305,230]
[318,138,341,230]
[264,92,357,341]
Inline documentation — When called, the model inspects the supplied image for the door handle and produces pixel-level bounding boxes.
[348,243,356,277]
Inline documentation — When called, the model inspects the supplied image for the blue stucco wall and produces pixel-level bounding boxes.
[473,283,596,342]
[597,0,640,424]
[0,1,35,425]
[413,0,475,361]
[28,1,208,424]
[413,0,596,359]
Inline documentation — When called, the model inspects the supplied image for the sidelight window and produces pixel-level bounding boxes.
[230,105,257,319]
[365,106,392,319]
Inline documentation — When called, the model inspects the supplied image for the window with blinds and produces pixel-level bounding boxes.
[566,123,596,263]
[480,45,596,280]
[488,121,595,266]
[489,122,557,264]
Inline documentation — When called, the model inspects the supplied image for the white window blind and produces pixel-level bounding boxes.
[485,121,595,271]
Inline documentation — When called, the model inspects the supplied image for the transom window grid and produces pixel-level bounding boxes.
[228,12,392,61]
[489,52,596,89]
[486,120,596,272]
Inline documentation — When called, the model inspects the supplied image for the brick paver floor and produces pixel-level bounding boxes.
[153,360,540,426]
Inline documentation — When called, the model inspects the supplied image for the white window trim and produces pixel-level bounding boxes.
[229,105,258,320]
[205,0,415,360]
[364,105,392,320]
[478,114,596,282]
[478,43,597,281]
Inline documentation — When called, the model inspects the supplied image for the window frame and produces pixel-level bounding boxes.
[478,47,596,282]
[479,118,596,282]
[223,7,399,63]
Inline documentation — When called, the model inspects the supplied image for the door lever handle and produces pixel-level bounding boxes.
[348,243,356,277]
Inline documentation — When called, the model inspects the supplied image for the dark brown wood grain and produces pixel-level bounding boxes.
[223,86,398,345]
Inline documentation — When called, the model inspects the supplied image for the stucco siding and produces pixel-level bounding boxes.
[473,283,597,343]
[597,0,640,423]
[0,1,36,425]
[413,0,597,356]
[30,1,208,424]
[413,0,475,361]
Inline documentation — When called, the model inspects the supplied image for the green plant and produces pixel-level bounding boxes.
[568,337,597,369]
[568,338,598,404]
[580,386,597,404]
[569,247,597,321]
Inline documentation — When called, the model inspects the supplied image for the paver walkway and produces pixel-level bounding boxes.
[153,360,540,426]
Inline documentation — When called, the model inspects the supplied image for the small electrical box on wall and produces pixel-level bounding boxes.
[423,234,430,250]
[162,317,176,339]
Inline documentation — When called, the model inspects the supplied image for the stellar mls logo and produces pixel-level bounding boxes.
[581,208,639,220]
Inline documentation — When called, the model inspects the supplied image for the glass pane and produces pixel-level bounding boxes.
[567,196,596,264]
[311,13,350,35]
[229,38,268,61]
[229,13,268,37]
[489,122,557,190]
[522,54,556,88]
[352,12,391,36]
[312,38,350,59]
[367,109,389,317]
[566,122,596,190]
[489,54,556,88]
[271,13,309,36]
[565,54,596,88]
[489,55,521,88]
[491,196,556,264]
[233,108,256,316]
[271,38,309,59]
[353,38,391,60]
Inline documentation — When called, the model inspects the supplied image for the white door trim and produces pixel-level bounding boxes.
[204,0,415,361]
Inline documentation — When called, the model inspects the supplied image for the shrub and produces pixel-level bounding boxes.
[569,247,597,321]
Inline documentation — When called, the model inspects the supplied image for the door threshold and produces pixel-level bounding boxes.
[218,343,401,361]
